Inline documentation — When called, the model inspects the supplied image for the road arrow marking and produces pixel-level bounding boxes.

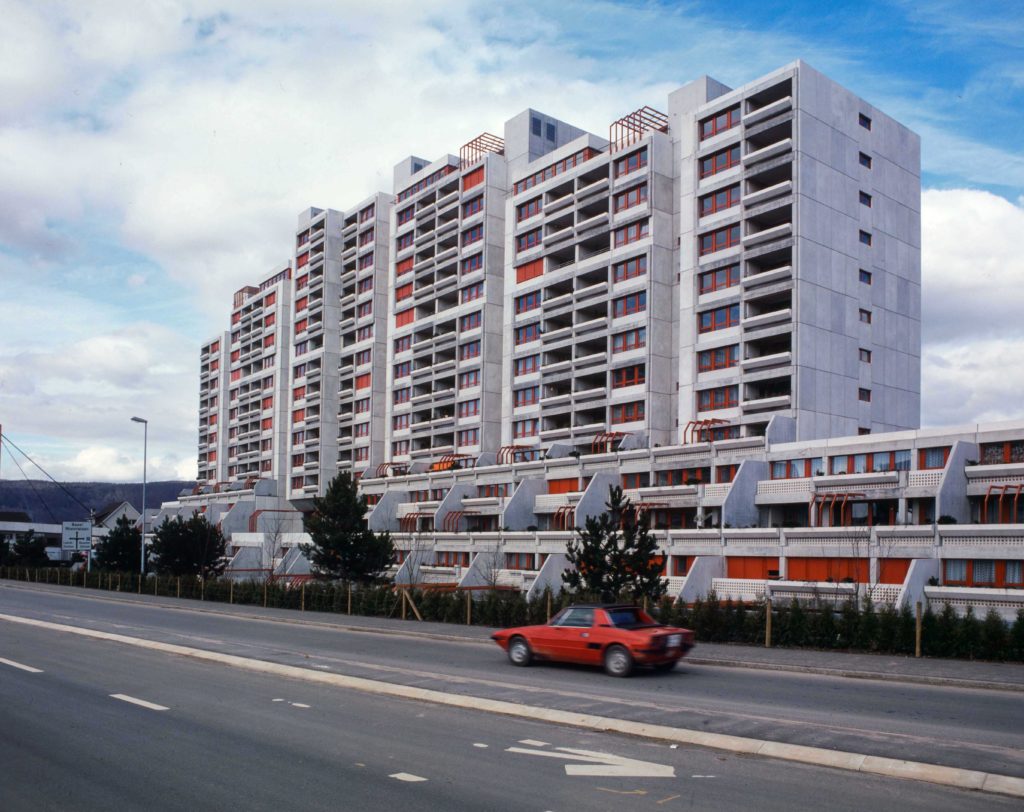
[506,746,675,778]
[390,773,428,783]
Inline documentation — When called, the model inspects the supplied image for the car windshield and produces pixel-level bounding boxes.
[605,608,658,629]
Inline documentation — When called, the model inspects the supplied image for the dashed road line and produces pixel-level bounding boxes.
[389,772,428,782]
[110,694,169,711]
[0,657,43,673]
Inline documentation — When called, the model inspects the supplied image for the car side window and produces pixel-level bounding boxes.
[558,608,595,627]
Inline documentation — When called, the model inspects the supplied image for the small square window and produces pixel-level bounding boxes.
[859,230,872,246]
[546,122,556,141]
[858,427,871,436]
[859,191,872,207]
[859,113,872,130]
[858,387,872,402]
[859,348,872,363]
[859,152,872,169]
[859,269,872,284]
[859,308,872,324]
[531,116,541,136]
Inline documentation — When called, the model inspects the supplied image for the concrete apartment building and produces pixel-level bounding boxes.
[180,61,1024,618]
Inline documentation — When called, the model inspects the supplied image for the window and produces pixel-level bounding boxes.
[611,400,645,424]
[771,458,824,479]
[357,276,373,292]
[531,116,541,136]
[294,295,309,313]
[698,264,740,293]
[516,228,542,253]
[859,308,872,324]
[462,254,483,274]
[393,387,410,404]
[354,397,370,414]
[358,253,374,270]
[514,355,540,376]
[859,191,872,207]
[358,228,374,246]
[357,301,372,318]
[859,230,872,246]
[612,291,646,317]
[613,255,646,282]
[858,113,872,130]
[513,148,600,195]
[359,204,375,223]
[395,308,415,327]
[460,340,481,360]
[294,318,309,335]
[462,224,483,247]
[614,220,650,247]
[699,224,741,255]
[859,152,872,168]
[393,361,411,379]
[515,290,541,314]
[697,345,738,372]
[859,269,872,285]
[395,282,413,301]
[611,364,645,388]
[517,197,542,222]
[393,414,410,430]
[514,386,539,407]
[621,472,649,489]
[515,323,540,344]
[457,428,480,447]
[394,336,412,353]
[515,258,544,283]
[396,232,414,251]
[859,348,872,363]
[699,144,741,179]
[612,327,646,353]
[354,422,370,437]
[699,184,740,217]
[461,282,483,303]
[460,311,481,331]
[462,166,484,191]
[459,369,480,388]
[292,408,305,424]
[973,560,995,585]
[919,447,949,469]
[614,147,648,177]
[613,184,648,212]
[698,304,740,333]
[513,418,539,438]
[697,385,738,411]
[288,389,302,405]
[980,440,1024,465]
[858,388,872,402]
[699,105,741,140]
[396,257,414,277]
[462,196,483,218]
[392,440,410,456]
[354,447,369,463]
[397,205,414,225]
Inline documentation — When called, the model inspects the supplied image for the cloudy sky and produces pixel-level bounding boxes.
[1,0,1022,483]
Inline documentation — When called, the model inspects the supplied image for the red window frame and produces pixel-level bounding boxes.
[513,386,540,407]
[462,196,483,218]
[698,304,740,333]
[612,328,646,353]
[611,400,645,424]
[461,282,483,303]
[611,364,645,388]
[613,183,648,212]
[516,197,542,222]
[395,282,413,301]
[460,311,482,331]
[699,184,740,217]
[515,290,542,313]
[514,355,540,376]
[393,361,411,379]
[394,336,412,353]
[613,147,648,177]
[393,388,411,404]
[699,144,741,179]
[697,385,738,411]
[457,428,480,447]
[697,345,738,371]
[613,255,647,282]
[393,414,410,430]
[698,264,740,293]
[699,224,741,255]
[462,224,483,247]
[457,399,480,418]
[699,105,741,141]
[459,369,481,388]
[396,232,414,251]
[513,419,539,438]
[613,220,650,247]
[516,228,542,253]
[514,323,540,344]
[460,340,481,360]
[462,254,483,274]
[612,291,646,318]
[397,205,414,225]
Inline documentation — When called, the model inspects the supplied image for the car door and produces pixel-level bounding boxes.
[548,607,597,662]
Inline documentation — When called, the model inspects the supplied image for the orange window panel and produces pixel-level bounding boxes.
[396,257,414,276]
[462,166,485,191]
[725,556,779,580]
[878,558,912,584]
[516,259,544,283]
[355,373,371,389]
[787,557,869,583]
[547,478,578,495]
[395,308,415,327]
[395,282,413,301]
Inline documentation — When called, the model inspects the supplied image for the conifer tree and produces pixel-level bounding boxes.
[93,514,141,572]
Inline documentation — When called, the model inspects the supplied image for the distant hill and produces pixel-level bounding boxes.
[0,480,195,524]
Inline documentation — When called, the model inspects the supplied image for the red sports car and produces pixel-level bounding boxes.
[491,604,695,677]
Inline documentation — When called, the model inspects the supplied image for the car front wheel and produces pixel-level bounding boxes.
[508,636,533,667]
[603,644,633,677]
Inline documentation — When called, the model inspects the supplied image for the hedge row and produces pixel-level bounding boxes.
[5,567,1024,662]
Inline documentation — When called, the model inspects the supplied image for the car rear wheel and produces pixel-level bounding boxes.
[508,636,532,667]
[603,644,633,677]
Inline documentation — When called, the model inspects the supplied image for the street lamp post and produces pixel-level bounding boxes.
[131,417,148,575]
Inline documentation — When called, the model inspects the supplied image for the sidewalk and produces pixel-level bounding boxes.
[4,580,1023,691]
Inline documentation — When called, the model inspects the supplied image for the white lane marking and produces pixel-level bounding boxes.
[519,739,548,747]
[692,775,716,778]
[0,657,43,673]
[110,694,169,711]
[291,702,310,708]
[272,698,285,702]
[506,746,675,778]
[473,743,489,749]
[389,772,428,782]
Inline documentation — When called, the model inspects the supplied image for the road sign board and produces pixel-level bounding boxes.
[62,521,93,552]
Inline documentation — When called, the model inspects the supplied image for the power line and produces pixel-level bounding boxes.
[0,434,93,516]
[1,438,59,525]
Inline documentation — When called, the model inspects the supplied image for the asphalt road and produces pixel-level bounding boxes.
[1,617,1018,812]
[2,582,1022,781]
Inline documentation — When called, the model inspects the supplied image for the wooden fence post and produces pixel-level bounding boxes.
[347,583,352,615]
[263,581,268,608]
[765,597,773,648]
[401,589,407,621]
[915,601,922,658]
[301,583,305,612]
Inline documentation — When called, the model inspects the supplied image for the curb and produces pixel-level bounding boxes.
[4,581,1023,693]
[2,611,1022,800]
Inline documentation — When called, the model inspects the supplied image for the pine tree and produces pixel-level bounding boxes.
[12,530,49,567]
[300,472,394,583]
[149,512,228,579]
[562,485,666,602]
[93,514,142,572]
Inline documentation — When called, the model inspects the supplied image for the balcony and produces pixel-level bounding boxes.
[743,95,792,127]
